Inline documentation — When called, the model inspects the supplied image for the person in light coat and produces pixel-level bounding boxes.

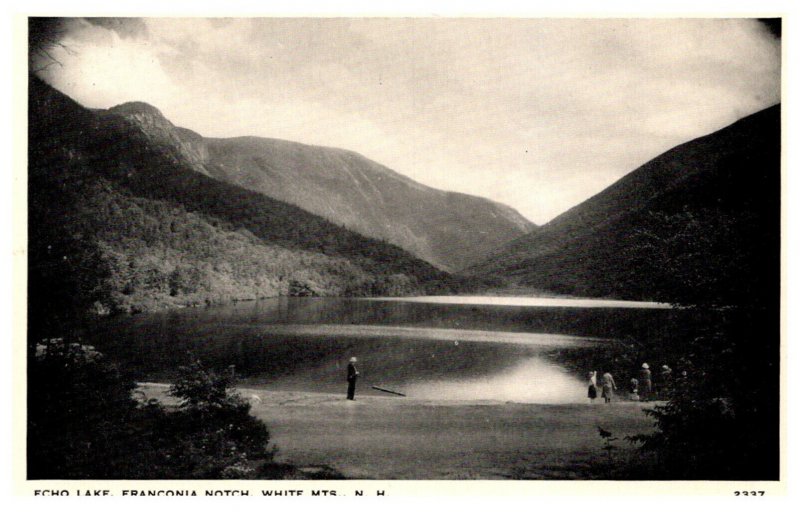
[601,372,617,403]
[639,363,652,401]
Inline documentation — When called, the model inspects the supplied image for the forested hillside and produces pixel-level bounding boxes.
[468,105,781,304]
[28,77,460,337]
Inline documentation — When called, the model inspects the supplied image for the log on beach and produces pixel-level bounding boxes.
[371,385,406,397]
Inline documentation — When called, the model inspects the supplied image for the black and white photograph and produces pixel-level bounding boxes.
[18,11,784,491]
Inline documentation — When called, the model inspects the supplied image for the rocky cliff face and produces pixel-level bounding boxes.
[109,103,212,177]
[107,102,535,271]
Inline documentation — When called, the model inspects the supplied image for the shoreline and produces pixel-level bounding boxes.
[366,295,672,309]
[138,383,658,479]
[95,290,672,320]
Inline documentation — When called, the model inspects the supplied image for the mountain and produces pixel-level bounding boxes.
[107,103,534,272]
[107,102,214,177]
[467,105,781,301]
[28,77,465,333]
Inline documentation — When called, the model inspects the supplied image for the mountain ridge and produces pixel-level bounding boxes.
[107,101,535,272]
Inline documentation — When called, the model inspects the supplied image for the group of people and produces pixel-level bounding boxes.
[587,362,674,403]
[347,355,678,403]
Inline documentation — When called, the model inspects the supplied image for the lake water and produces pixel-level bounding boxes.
[85,296,679,404]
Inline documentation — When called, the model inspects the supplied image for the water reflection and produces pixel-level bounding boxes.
[256,324,596,347]
[404,358,586,403]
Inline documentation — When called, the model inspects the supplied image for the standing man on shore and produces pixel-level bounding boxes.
[347,357,360,400]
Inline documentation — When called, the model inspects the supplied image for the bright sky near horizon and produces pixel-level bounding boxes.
[39,18,781,224]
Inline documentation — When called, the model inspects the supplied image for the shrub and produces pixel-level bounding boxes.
[28,340,277,479]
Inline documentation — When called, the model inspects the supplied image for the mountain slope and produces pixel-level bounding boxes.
[108,104,534,272]
[468,105,781,301]
[28,77,460,332]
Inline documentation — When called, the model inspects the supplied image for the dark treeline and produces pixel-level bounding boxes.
[580,207,779,480]
[550,211,780,480]
[623,207,779,480]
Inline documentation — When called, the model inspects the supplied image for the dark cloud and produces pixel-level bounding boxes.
[29,17,67,47]
[29,17,148,72]
[28,18,70,71]
[757,18,781,39]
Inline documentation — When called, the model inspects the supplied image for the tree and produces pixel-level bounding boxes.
[27,339,159,478]
[626,207,779,479]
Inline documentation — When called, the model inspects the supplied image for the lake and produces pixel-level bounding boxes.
[85,296,681,404]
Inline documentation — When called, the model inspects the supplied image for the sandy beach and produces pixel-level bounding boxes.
[140,383,657,479]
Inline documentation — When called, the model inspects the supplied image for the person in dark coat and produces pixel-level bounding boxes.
[659,364,673,398]
[587,371,598,403]
[347,357,360,400]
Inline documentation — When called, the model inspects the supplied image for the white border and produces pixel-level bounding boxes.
[3,0,798,509]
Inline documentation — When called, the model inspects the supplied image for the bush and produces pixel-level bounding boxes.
[28,340,277,479]
[162,359,272,478]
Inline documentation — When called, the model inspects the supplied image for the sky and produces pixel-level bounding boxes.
[37,18,781,224]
